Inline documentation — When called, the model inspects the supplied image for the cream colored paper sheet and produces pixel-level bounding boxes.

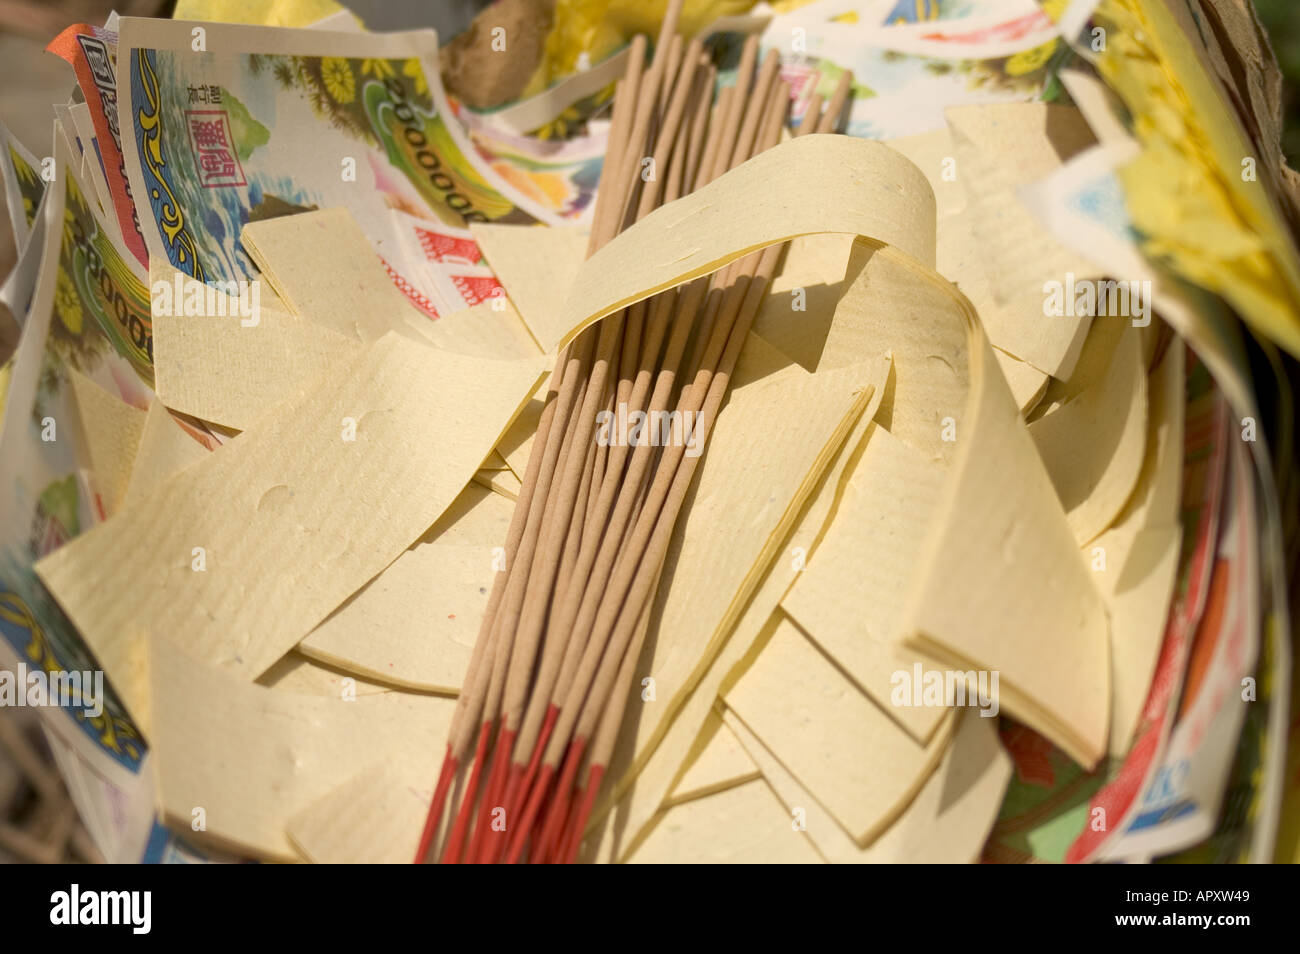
[724,706,1009,863]
[780,423,949,743]
[1105,523,1182,755]
[902,336,1111,768]
[257,651,418,698]
[36,334,547,727]
[664,709,760,807]
[151,265,356,432]
[471,223,588,349]
[945,104,1100,377]
[148,636,453,861]
[288,761,429,864]
[754,243,969,465]
[68,369,146,518]
[724,615,955,844]
[1089,338,1187,594]
[548,135,937,352]
[240,207,437,345]
[589,339,883,858]
[1028,324,1148,545]
[625,778,822,864]
[1086,339,1186,753]
[888,125,1061,401]
[121,400,210,509]
[419,298,544,361]
[297,485,514,691]
[473,468,521,500]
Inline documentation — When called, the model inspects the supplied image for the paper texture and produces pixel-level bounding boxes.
[297,484,514,691]
[288,761,429,863]
[68,369,146,518]
[725,706,1010,864]
[664,710,760,807]
[902,336,1111,767]
[148,635,453,861]
[724,615,955,844]
[1028,325,1148,545]
[550,135,937,351]
[945,103,1100,377]
[471,223,588,349]
[781,423,949,743]
[36,334,546,726]
[240,207,437,345]
[151,264,355,432]
[121,400,209,510]
[626,778,823,865]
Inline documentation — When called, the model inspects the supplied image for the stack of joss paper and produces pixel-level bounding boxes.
[0,0,1296,864]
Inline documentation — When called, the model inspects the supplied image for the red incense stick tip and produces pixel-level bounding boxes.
[507,763,556,864]
[471,728,517,864]
[535,737,587,864]
[414,747,457,864]
[441,719,493,864]
[560,764,605,865]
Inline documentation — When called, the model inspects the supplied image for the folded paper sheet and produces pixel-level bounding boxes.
[548,135,937,352]
[148,636,454,860]
[593,355,889,862]
[121,400,209,509]
[781,423,949,743]
[724,616,955,844]
[724,707,1009,863]
[1028,324,1148,545]
[36,333,547,726]
[240,207,437,345]
[297,484,515,691]
[902,337,1111,767]
[67,369,146,518]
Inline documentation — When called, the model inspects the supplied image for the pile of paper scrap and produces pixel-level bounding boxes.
[0,0,1296,864]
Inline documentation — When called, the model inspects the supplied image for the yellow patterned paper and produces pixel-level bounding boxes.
[1096,0,1300,356]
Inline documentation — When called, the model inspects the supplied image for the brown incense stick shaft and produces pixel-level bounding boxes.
[541,79,790,771]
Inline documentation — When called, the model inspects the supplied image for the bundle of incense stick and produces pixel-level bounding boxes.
[416,0,853,864]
